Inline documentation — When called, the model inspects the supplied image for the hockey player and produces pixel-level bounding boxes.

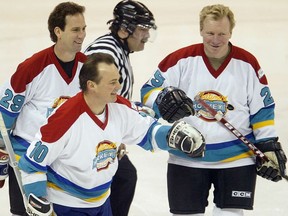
[140,4,287,216]
[17,53,206,216]
[0,2,87,216]
[83,1,157,215]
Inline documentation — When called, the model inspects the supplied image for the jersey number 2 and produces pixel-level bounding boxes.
[261,87,274,106]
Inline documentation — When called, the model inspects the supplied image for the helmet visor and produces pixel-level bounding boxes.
[136,24,157,42]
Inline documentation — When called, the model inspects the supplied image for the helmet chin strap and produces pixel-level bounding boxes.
[122,37,131,52]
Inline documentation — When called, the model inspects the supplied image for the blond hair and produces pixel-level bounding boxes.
[200,4,235,33]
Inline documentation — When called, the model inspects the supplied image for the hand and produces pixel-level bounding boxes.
[26,193,53,216]
[156,86,194,123]
[117,143,128,160]
[0,149,9,188]
[255,138,287,182]
[167,121,205,157]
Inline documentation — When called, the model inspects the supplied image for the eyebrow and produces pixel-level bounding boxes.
[110,78,119,82]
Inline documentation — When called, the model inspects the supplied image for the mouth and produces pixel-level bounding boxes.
[211,44,220,48]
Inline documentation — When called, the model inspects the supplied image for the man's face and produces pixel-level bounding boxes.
[94,63,121,104]
[200,16,232,58]
[57,13,86,54]
[127,25,151,52]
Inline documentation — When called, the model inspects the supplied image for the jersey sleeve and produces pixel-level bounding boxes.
[247,67,277,141]
[140,50,185,119]
[17,97,77,198]
[0,59,40,144]
[118,104,172,152]
[18,120,70,198]
[0,47,54,143]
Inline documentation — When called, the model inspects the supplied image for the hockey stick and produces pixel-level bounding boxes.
[194,94,288,181]
[0,112,28,206]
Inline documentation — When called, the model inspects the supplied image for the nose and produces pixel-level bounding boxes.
[211,35,221,43]
[146,30,150,38]
[116,80,122,91]
[143,29,150,38]
[78,29,86,39]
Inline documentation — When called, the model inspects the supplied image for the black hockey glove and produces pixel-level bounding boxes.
[167,121,205,157]
[254,138,287,182]
[156,86,195,123]
[26,193,53,216]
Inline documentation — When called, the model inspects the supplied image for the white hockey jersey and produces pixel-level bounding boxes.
[0,46,86,155]
[19,92,172,208]
[141,43,277,169]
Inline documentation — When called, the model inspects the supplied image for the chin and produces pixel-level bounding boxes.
[75,44,82,51]
[110,94,117,102]
[140,45,145,50]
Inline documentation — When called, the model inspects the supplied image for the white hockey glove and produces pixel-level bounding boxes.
[167,121,205,157]
[0,149,9,188]
[156,86,195,123]
[254,138,287,182]
[26,193,53,216]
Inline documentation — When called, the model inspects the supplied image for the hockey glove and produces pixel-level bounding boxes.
[167,121,205,157]
[26,193,53,216]
[254,138,287,182]
[156,86,195,123]
[0,149,9,188]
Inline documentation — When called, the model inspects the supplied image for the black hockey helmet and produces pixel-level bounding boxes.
[108,0,157,34]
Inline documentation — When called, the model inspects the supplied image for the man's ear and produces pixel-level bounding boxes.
[87,80,96,90]
[54,27,62,40]
[117,28,129,39]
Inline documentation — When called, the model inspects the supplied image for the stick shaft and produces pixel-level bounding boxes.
[194,95,288,181]
[194,95,269,162]
[0,112,28,206]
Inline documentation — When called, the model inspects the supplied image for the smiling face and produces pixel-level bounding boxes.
[54,13,86,59]
[200,15,232,59]
[83,60,122,115]
[126,25,151,52]
[93,62,121,104]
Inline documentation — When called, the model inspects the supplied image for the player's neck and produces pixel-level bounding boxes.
[83,93,105,115]
[206,44,231,70]
[54,44,76,62]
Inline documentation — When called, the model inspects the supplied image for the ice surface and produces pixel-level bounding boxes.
[1,1,287,215]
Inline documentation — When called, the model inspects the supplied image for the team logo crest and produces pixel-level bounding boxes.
[194,91,232,121]
[93,140,117,171]
[46,96,70,117]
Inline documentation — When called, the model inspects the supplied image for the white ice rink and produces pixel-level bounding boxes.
[1,0,288,215]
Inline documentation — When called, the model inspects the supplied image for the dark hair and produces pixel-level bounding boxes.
[79,53,116,91]
[48,2,85,42]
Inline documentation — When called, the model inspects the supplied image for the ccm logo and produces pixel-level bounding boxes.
[232,191,251,198]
